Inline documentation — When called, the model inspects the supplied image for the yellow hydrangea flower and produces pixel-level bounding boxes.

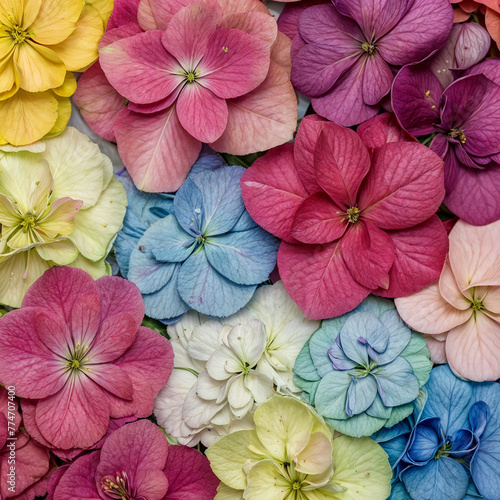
[0,127,127,307]
[0,0,113,146]
[206,396,392,500]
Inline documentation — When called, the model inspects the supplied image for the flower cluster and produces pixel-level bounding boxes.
[0,0,499,498]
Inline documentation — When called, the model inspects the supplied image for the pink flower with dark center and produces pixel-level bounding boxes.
[241,116,448,319]
[0,267,174,451]
[52,420,219,500]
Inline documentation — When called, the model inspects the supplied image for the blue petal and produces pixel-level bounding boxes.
[374,357,419,407]
[114,228,142,279]
[422,365,473,436]
[373,419,412,444]
[177,250,256,317]
[346,374,378,417]
[328,336,357,371]
[140,216,196,263]
[401,457,469,500]
[366,394,392,420]
[128,245,176,295]
[352,295,396,317]
[326,411,386,438]
[388,480,412,500]
[204,227,279,285]
[143,265,190,321]
[189,146,227,174]
[404,417,443,465]
[314,370,351,420]
[294,341,321,382]
[378,434,410,469]
[173,177,205,236]
[231,208,258,232]
[375,310,412,365]
[340,312,388,367]
[469,400,490,437]
[448,429,478,458]
[464,481,482,499]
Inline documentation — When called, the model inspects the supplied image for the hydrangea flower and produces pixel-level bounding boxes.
[207,395,392,499]
[119,165,279,320]
[374,365,500,500]
[154,281,319,446]
[396,219,500,382]
[0,267,174,450]
[289,0,453,126]
[74,0,297,192]
[52,419,220,500]
[0,127,127,308]
[241,116,448,319]
[393,52,500,224]
[294,296,432,438]
[0,0,111,146]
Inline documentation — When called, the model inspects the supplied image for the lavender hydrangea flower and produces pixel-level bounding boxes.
[290,0,453,126]
[294,296,432,437]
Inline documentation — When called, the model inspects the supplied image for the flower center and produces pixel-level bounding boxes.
[65,342,90,372]
[184,70,200,83]
[434,441,452,460]
[292,481,302,490]
[448,128,466,144]
[470,298,484,312]
[101,472,138,500]
[9,25,30,44]
[346,206,360,223]
[361,42,376,55]
[20,213,37,233]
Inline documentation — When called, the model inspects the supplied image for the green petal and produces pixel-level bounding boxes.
[245,459,292,500]
[400,332,432,387]
[384,403,414,429]
[36,238,78,265]
[326,412,386,438]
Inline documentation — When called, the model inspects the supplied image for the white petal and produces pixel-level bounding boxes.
[227,320,267,367]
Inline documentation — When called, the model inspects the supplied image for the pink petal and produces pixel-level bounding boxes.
[210,62,297,155]
[198,28,270,99]
[97,419,168,479]
[360,142,445,230]
[36,311,73,358]
[108,0,141,29]
[395,282,471,335]
[86,363,134,400]
[278,240,370,320]
[73,62,126,143]
[221,12,277,46]
[35,376,110,450]
[114,106,201,192]
[162,3,222,69]
[52,452,100,500]
[69,294,101,349]
[446,314,500,381]
[291,192,347,244]
[361,54,393,106]
[271,31,292,77]
[47,464,70,500]
[294,114,326,194]
[0,309,67,400]
[164,445,220,499]
[314,123,371,207]
[97,276,145,331]
[342,221,395,290]
[357,112,415,149]
[483,287,500,314]
[99,30,185,105]
[99,22,144,49]
[424,335,447,364]
[277,1,329,40]
[438,258,471,311]
[376,216,449,298]
[448,219,500,290]
[241,143,308,243]
[176,83,228,143]
[22,267,99,322]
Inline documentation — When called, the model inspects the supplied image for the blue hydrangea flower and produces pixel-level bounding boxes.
[294,296,432,437]
[374,365,500,500]
[115,153,279,321]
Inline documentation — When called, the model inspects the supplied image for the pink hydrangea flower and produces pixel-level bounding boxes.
[0,267,174,451]
[52,419,219,500]
[396,219,500,382]
[74,0,297,193]
[241,115,448,319]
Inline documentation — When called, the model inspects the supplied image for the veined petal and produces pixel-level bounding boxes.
[52,71,77,97]
[37,197,82,238]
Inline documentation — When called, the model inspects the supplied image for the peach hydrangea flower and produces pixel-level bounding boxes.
[396,219,500,382]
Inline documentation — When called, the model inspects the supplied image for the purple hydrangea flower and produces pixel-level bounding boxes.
[290,0,453,126]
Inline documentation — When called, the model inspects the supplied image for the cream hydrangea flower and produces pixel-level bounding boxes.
[206,396,392,500]
[0,0,112,146]
[0,127,127,307]
[154,282,320,447]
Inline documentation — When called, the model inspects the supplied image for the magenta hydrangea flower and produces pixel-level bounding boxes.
[74,0,297,193]
[0,267,174,451]
[290,0,453,126]
[52,419,219,500]
[241,116,448,319]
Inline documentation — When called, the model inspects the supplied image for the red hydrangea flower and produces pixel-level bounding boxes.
[241,116,449,319]
[0,267,174,451]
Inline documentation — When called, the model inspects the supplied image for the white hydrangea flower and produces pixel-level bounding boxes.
[154,282,319,447]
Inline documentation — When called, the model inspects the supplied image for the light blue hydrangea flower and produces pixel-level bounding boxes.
[294,295,432,437]
[115,151,279,321]
[374,365,500,500]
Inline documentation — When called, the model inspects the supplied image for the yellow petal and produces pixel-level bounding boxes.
[0,55,20,100]
[0,89,58,145]
[37,197,82,238]
[0,35,15,60]
[215,484,245,500]
[52,71,76,97]
[45,93,71,137]
[244,459,292,499]
[46,4,103,72]
[36,238,78,265]
[0,0,24,28]
[28,0,83,45]
[16,41,66,92]
[85,0,114,26]
[0,192,19,226]
[66,253,110,278]
[0,249,50,307]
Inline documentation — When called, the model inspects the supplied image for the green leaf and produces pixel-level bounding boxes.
[141,316,169,339]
